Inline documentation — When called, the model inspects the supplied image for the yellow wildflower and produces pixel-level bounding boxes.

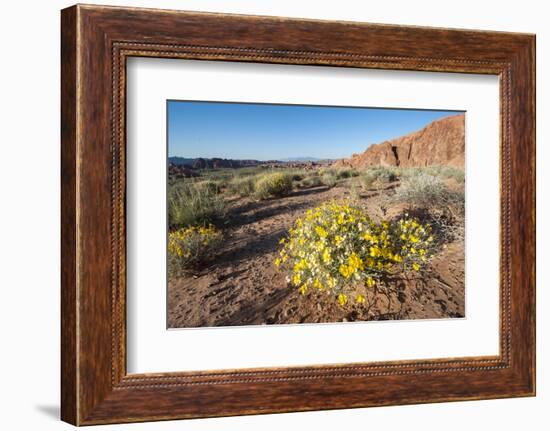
[315,226,328,238]
[322,249,331,264]
[348,252,364,271]
[339,264,353,278]
[338,294,348,306]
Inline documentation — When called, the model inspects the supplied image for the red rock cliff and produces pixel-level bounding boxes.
[334,113,465,168]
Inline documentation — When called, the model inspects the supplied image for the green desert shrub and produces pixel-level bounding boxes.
[436,166,465,183]
[321,172,337,188]
[375,167,398,183]
[396,167,428,180]
[349,182,362,202]
[394,173,464,212]
[229,166,265,179]
[361,167,398,190]
[300,175,323,188]
[196,179,222,195]
[228,176,256,197]
[168,181,226,228]
[412,166,465,183]
[289,171,304,182]
[335,168,359,179]
[255,172,293,199]
[361,171,379,189]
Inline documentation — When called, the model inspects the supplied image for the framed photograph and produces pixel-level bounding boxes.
[61,4,535,425]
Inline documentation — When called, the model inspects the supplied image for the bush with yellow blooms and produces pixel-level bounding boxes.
[275,201,434,305]
[168,224,223,275]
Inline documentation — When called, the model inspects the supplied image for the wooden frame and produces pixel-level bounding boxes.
[61,4,535,425]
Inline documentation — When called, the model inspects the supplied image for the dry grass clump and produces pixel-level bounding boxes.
[394,173,465,243]
[424,166,465,183]
[300,175,323,188]
[361,167,398,189]
[397,166,465,183]
[321,171,337,188]
[195,179,222,195]
[335,168,359,179]
[255,172,293,199]
[394,173,463,211]
[228,176,256,197]
[168,181,226,228]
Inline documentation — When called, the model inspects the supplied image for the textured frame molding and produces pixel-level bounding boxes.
[61,4,535,425]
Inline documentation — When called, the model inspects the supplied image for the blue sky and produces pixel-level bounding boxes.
[168,100,462,160]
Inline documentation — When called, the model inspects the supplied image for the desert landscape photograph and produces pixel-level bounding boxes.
[167,101,466,328]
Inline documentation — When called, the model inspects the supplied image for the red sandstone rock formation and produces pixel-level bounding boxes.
[334,113,465,168]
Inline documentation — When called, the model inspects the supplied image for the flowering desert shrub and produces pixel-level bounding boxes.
[275,201,434,305]
[168,224,223,275]
[255,172,293,199]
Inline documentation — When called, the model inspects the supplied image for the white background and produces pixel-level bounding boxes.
[127,59,500,373]
[0,0,547,430]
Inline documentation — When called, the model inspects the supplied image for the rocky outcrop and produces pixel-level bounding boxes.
[334,113,465,168]
[168,163,199,178]
[169,156,267,169]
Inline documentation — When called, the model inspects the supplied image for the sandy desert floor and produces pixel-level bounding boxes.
[167,181,465,328]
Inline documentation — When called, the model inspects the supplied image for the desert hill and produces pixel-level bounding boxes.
[169,156,266,169]
[334,113,465,168]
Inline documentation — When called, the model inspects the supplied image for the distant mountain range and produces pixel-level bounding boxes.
[279,157,326,162]
[168,157,196,166]
[168,157,264,169]
[168,156,334,168]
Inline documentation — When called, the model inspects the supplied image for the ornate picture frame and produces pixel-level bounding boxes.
[61,4,535,425]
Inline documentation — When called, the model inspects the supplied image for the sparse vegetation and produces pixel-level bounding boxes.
[429,165,465,183]
[396,166,465,183]
[393,172,465,243]
[361,167,398,190]
[299,175,323,188]
[168,225,223,275]
[168,181,226,228]
[394,173,464,213]
[196,179,222,195]
[228,176,255,197]
[321,171,337,188]
[335,168,359,179]
[375,167,398,183]
[361,171,378,189]
[255,172,294,199]
[168,161,465,325]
